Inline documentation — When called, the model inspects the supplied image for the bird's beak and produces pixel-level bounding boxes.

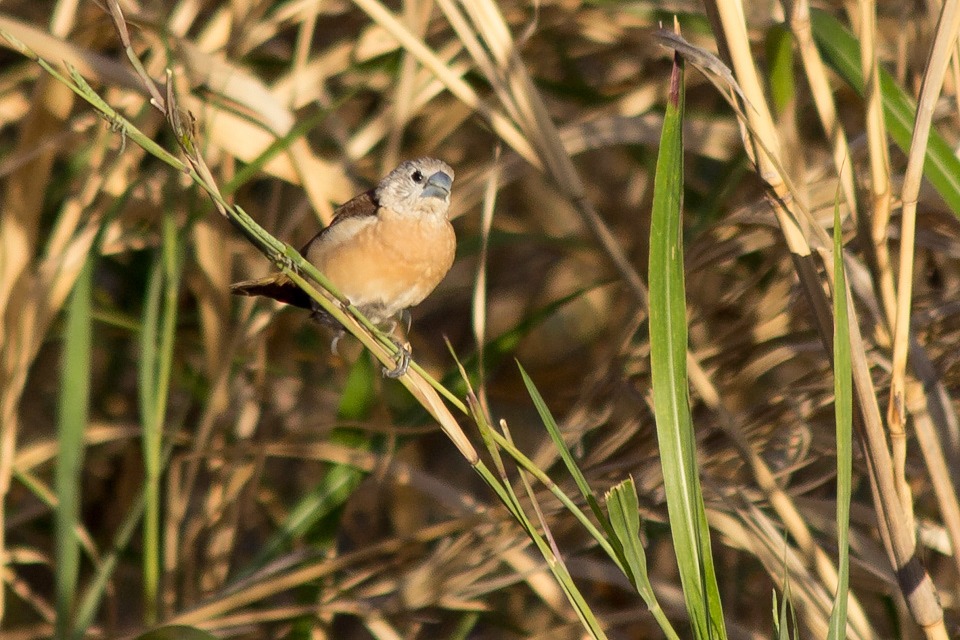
[421,171,453,200]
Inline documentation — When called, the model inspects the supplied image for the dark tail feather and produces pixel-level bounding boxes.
[230,275,313,310]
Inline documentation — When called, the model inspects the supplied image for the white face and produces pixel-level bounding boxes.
[375,158,455,216]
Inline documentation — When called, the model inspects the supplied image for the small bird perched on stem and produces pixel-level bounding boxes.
[231,157,456,377]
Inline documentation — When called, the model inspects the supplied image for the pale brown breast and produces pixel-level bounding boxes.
[307,207,455,323]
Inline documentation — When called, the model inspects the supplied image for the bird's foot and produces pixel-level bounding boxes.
[382,336,412,378]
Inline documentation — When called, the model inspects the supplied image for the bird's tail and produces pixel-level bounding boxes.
[230,274,313,310]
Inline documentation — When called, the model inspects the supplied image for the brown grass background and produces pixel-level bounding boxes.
[1,0,960,638]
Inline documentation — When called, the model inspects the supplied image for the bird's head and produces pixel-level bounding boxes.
[375,157,455,217]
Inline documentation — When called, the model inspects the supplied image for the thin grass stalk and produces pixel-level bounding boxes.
[0,53,76,625]
[649,48,726,640]
[479,426,620,569]
[455,359,647,634]
[784,0,858,222]
[459,356,620,581]
[498,418,569,594]
[729,503,829,637]
[888,0,960,510]
[852,0,894,325]
[845,310,947,637]
[54,250,93,639]
[773,586,798,639]
[517,364,606,525]
[472,148,500,414]
[0,212,106,626]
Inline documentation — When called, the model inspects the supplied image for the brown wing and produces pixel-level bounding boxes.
[230,189,381,310]
[299,188,379,254]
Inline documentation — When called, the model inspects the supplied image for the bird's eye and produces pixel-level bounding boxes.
[411,170,424,183]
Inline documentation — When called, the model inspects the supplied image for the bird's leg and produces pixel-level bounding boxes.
[307,299,349,357]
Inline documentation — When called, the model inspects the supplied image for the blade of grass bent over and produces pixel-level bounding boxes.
[648,48,727,640]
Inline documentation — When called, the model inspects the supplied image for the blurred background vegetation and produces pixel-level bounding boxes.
[2,0,960,638]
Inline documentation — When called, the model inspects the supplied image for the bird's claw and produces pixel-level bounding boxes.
[329,329,346,357]
[382,337,412,378]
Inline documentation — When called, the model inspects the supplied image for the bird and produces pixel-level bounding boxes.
[231,157,456,377]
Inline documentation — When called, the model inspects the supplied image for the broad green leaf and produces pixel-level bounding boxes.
[648,48,727,640]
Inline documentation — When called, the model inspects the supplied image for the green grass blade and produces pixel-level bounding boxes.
[811,9,960,216]
[606,479,681,640]
[55,251,94,639]
[517,362,606,527]
[766,24,796,116]
[648,49,727,640]
[827,197,853,638]
[138,212,183,623]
